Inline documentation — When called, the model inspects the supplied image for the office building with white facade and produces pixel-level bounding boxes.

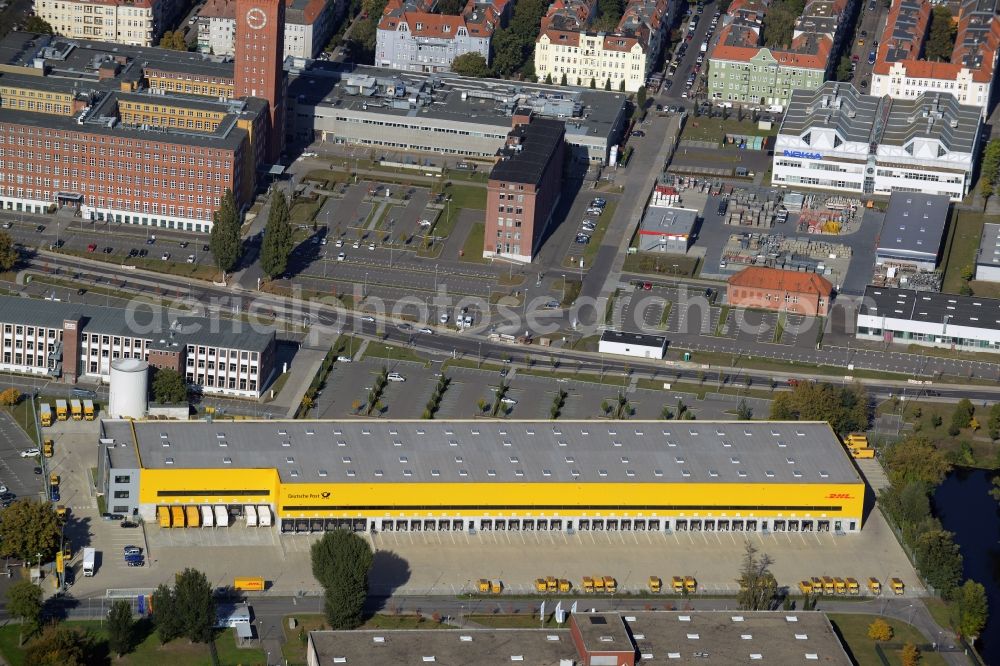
[773,83,981,202]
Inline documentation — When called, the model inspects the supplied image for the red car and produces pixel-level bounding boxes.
[851,54,860,62]
[643,282,653,291]
[87,243,97,252]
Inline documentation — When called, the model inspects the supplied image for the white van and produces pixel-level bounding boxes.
[387,372,406,382]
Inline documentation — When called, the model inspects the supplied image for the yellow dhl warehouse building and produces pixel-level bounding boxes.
[97,420,868,534]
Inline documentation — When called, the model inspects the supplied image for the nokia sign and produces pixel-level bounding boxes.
[783,150,823,160]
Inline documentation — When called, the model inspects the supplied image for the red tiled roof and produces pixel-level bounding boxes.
[727,267,834,296]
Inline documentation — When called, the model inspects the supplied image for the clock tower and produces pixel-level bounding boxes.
[235,0,285,162]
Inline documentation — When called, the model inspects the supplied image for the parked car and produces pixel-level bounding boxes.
[87,243,97,252]
[387,372,406,382]
[102,512,126,521]
[418,327,433,334]
[120,520,139,528]
[337,355,353,362]
[160,252,170,260]
[337,252,346,261]
[20,448,39,458]
[361,315,376,322]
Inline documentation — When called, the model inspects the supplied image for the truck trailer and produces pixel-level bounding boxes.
[170,506,185,527]
[201,505,214,527]
[245,505,258,527]
[158,506,171,527]
[70,399,83,420]
[214,505,229,527]
[258,505,272,527]
[185,505,200,527]
[82,547,96,576]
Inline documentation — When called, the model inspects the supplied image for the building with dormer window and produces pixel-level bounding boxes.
[374,0,510,72]
[772,83,981,201]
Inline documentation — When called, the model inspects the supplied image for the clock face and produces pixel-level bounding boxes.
[246,7,267,29]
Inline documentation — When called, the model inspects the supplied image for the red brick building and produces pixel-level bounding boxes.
[483,115,565,263]
[235,0,286,162]
[727,266,834,316]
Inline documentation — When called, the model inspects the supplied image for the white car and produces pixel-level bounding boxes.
[337,355,353,362]
[1,222,10,229]
[387,372,406,382]
[419,327,433,334]
[335,239,344,247]
[161,252,170,260]
[361,315,376,322]
[337,252,346,261]
[20,448,40,458]
[438,313,449,324]
[500,397,517,406]
[186,254,195,263]
[368,243,375,251]
[0,484,7,494]
[352,241,360,249]
[419,219,432,227]
[302,151,318,158]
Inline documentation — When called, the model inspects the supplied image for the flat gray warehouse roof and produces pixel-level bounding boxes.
[100,420,862,487]
[977,223,1000,268]
[861,286,1000,330]
[307,611,851,665]
[877,192,950,259]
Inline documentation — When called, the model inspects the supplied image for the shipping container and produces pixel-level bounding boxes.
[891,578,905,595]
[39,403,52,427]
[158,506,171,527]
[245,505,258,527]
[798,580,813,595]
[83,399,95,420]
[43,439,53,458]
[201,505,214,528]
[55,399,68,420]
[477,579,490,593]
[170,506,185,527]
[822,576,835,594]
[846,578,859,595]
[545,576,558,592]
[648,576,662,593]
[833,577,846,595]
[185,505,200,527]
[70,399,83,420]
[234,577,265,591]
[684,576,697,593]
[603,576,617,593]
[490,580,503,594]
[868,577,881,595]
[593,576,605,592]
[558,579,571,592]
[257,505,272,526]
[214,505,229,527]
[672,576,684,593]
[534,578,547,592]
[582,576,595,592]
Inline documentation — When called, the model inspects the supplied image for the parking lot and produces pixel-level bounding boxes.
[0,410,45,506]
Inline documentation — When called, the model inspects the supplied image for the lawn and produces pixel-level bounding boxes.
[361,342,430,365]
[679,117,779,144]
[303,169,352,189]
[940,210,988,294]
[827,614,946,666]
[290,199,321,224]
[0,621,265,666]
[443,183,487,210]
[622,252,701,277]
[282,614,327,665]
[6,395,40,445]
[460,222,488,264]
[874,398,996,462]
[53,246,220,281]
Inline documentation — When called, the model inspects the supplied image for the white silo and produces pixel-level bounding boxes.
[108,358,149,419]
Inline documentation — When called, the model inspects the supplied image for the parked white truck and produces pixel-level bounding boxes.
[82,547,96,576]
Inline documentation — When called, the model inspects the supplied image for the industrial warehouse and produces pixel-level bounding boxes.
[97,420,867,534]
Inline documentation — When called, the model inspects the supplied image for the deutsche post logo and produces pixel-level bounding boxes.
[826,493,852,499]
[321,492,331,499]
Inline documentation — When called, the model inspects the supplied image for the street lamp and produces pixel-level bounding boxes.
[561,274,566,303]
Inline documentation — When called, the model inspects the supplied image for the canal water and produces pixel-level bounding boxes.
[934,468,1000,665]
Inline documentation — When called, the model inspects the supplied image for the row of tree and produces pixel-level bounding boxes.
[769,381,869,435]
[880,434,988,641]
[978,139,1000,201]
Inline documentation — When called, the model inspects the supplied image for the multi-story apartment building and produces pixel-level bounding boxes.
[534,0,668,92]
[871,0,999,117]
[0,295,276,398]
[0,23,284,231]
[34,0,185,47]
[708,0,851,110]
[772,82,982,201]
[197,0,343,59]
[375,0,509,72]
[484,115,565,263]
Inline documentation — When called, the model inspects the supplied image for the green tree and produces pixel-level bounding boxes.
[925,6,956,61]
[950,398,974,435]
[955,579,988,640]
[24,16,55,33]
[311,531,374,629]
[159,30,188,51]
[107,599,135,657]
[433,0,464,13]
[151,368,187,404]
[836,55,853,81]
[988,402,1000,439]
[769,382,869,434]
[636,85,647,111]
[736,399,753,420]
[0,499,61,564]
[260,191,293,279]
[490,28,524,76]
[913,529,963,598]
[979,139,1000,201]
[173,568,217,643]
[209,188,242,275]
[151,584,184,644]
[0,230,20,271]
[604,78,612,90]
[882,436,952,487]
[560,72,568,85]
[451,53,490,77]
[735,541,778,611]
[23,624,90,665]
[762,0,803,48]
[6,581,42,645]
